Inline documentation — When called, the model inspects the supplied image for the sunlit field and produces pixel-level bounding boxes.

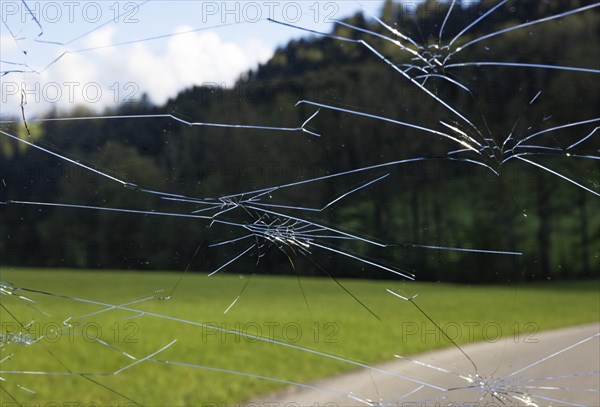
[1,268,598,405]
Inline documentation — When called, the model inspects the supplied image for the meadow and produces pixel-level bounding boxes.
[1,268,598,405]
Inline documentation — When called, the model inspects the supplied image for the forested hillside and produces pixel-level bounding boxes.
[2,0,599,282]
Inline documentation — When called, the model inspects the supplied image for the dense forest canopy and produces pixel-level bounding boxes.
[1,0,599,282]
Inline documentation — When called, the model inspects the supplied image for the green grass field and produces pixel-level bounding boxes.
[1,268,598,405]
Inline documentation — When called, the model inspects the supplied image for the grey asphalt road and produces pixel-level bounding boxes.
[252,323,600,407]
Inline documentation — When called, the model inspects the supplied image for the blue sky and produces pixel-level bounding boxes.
[1,1,391,117]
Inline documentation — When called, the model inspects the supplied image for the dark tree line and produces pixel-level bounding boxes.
[1,0,599,282]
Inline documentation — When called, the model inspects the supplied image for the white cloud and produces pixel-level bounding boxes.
[243,38,274,66]
[1,47,101,118]
[0,34,18,52]
[83,25,117,53]
[123,26,273,105]
[1,26,273,117]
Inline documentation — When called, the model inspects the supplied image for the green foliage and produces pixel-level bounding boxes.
[1,1,598,281]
